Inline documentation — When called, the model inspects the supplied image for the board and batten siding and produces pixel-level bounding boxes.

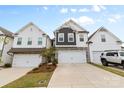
[12,25,50,48]
[89,31,121,51]
[56,28,76,45]
[89,31,121,63]
[76,32,88,47]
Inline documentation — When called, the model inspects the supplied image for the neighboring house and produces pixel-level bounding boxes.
[8,22,51,67]
[88,27,122,63]
[54,19,89,63]
[0,27,13,66]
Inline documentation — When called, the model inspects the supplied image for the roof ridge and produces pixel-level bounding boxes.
[54,19,89,33]
[15,22,47,35]
[88,26,122,42]
[0,26,13,37]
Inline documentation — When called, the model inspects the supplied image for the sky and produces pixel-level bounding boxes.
[0,5,124,42]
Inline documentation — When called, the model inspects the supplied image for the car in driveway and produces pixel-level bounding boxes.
[100,50,124,68]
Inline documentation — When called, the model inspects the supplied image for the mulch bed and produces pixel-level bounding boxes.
[28,63,56,74]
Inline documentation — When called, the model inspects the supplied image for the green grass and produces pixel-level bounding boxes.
[1,72,53,88]
[90,63,124,77]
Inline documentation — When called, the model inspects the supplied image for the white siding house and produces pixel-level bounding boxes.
[54,19,89,63]
[0,27,14,66]
[9,22,51,67]
[88,27,122,64]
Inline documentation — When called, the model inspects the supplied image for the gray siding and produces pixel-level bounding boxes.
[56,28,76,45]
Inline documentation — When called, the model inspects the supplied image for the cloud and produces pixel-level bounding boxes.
[108,14,122,23]
[78,16,95,25]
[91,5,106,12]
[43,6,48,10]
[65,16,95,25]
[92,5,101,12]
[108,18,116,23]
[79,8,89,12]
[112,14,121,20]
[70,8,77,13]
[60,8,68,13]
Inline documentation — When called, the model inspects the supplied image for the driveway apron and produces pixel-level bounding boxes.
[0,67,33,87]
[48,63,124,88]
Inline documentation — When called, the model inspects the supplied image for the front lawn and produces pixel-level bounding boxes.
[90,63,124,77]
[2,63,56,88]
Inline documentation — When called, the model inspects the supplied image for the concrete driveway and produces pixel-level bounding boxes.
[48,63,124,88]
[0,67,33,87]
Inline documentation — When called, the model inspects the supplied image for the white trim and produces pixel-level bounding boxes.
[27,37,32,45]
[89,27,122,42]
[79,34,84,42]
[101,34,106,42]
[38,37,42,45]
[68,33,74,42]
[54,19,87,33]
[58,33,64,42]
[17,37,22,45]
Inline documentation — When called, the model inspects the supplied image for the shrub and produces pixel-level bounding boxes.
[4,63,12,68]
[32,67,39,71]
[52,58,58,66]
[40,48,55,64]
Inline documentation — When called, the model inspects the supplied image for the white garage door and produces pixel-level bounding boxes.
[58,50,86,63]
[12,54,42,67]
[92,51,103,64]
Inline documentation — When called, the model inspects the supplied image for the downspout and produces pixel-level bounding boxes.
[46,35,47,48]
[43,34,47,49]
[87,41,92,63]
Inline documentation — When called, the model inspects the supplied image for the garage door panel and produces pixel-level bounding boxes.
[58,50,86,63]
[12,54,42,67]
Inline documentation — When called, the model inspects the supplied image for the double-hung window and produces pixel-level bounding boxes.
[58,33,64,42]
[17,37,22,45]
[79,34,84,42]
[101,34,106,42]
[38,37,42,45]
[27,37,32,45]
[68,33,74,42]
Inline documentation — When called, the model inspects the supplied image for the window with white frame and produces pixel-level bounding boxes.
[101,34,106,42]
[27,37,32,45]
[68,33,74,42]
[38,37,42,45]
[58,33,64,42]
[79,34,84,42]
[17,37,22,45]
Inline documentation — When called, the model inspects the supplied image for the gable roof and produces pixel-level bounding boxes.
[88,26,122,43]
[15,22,46,35]
[54,19,89,33]
[0,26,13,37]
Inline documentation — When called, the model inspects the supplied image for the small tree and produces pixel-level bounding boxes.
[0,37,10,63]
[41,47,57,65]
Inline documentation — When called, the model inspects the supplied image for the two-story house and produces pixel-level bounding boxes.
[0,27,13,66]
[54,19,89,63]
[9,22,51,67]
[88,27,122,63]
